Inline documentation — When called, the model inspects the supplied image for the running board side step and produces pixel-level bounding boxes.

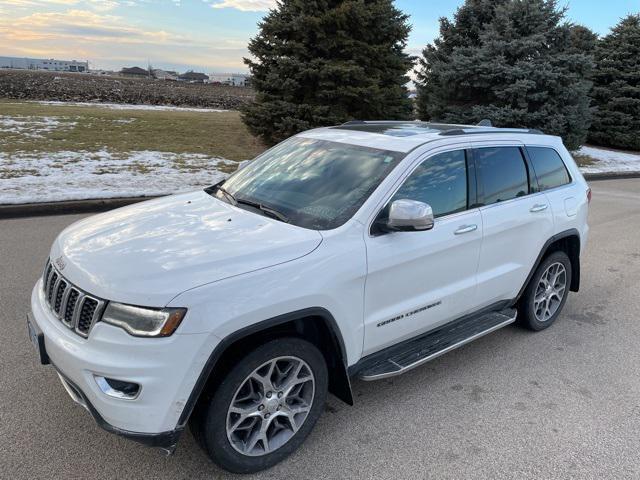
[356,308,517,381]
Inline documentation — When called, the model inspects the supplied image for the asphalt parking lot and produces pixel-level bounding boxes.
[1,178,639,479]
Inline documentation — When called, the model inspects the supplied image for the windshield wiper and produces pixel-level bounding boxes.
[235,197,289,223]
[211,184,237,206]
[209,184,288,223]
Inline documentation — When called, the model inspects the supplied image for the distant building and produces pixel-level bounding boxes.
[120,66,150,78]
[89,69,117,76]
[152,69,178,81]
[178,71,209,83]
[208,73,250,87]
[0,56,88,72]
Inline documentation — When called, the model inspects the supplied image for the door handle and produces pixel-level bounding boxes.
[530,204,548,213]
[454,224,478,235]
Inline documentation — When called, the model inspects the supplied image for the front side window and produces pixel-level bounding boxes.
[527,147,571,191]
[475,147,529,205]
[216,137,404,230]
[389,149,468,218]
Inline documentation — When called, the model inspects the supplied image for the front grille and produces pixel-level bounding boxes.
[77,298,98,335]
[42,258,105,338]
[48,272,58,302]
[64,289,79,325]
[54,280,67,313]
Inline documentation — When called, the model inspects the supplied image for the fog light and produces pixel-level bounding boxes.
[94,376,140,400]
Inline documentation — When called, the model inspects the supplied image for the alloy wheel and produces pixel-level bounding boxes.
[226,356,315,456]
[533,262,567,322]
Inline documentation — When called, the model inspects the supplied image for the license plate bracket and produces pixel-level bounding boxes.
[27,313,50,365]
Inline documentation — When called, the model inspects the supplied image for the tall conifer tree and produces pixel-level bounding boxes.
[242,0,414,145]
[416,0,593,150]
[589,15,640,150]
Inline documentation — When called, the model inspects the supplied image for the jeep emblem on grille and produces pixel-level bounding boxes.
[54,256,66,271]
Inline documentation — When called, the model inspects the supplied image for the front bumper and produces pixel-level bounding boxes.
[53,365,182,451]
[29,279,216,448]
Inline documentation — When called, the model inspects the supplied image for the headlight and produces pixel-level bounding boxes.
[102,303,187,337]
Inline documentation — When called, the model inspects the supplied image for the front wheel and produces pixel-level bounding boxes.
[196,337,328,474]
[519,251,572,331]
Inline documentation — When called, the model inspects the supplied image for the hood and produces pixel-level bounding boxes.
[51,191,323,306]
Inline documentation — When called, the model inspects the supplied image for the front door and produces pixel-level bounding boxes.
[362,148,483,356]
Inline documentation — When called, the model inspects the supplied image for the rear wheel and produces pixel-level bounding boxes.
[519,251,572,331]
[195,338,328,473]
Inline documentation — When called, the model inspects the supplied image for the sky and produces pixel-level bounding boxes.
[0,0,638,74]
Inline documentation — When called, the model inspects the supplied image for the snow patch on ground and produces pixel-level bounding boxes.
[576,146,640,174]
[2,143,636,205]
[0,115,77,138]
[34,101,231,113]
[0,150,243,204]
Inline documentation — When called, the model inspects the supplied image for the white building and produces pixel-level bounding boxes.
[0,56,88,72]
[208,73,250,87]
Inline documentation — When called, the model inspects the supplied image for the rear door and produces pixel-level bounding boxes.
[525,145,579,232]
[472,144,554,307]
[362,147,483,355]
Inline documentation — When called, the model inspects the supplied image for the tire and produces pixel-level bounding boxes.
[196,337,328,474]
[519,251,572,331]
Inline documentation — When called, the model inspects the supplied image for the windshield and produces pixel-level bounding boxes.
[214,137,405,230]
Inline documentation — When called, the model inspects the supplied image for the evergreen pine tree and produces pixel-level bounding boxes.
[416,0,593,150]
[589,14,640,150]
[242,0,414,145]
[416,0,508,120]
[568,25,598,55]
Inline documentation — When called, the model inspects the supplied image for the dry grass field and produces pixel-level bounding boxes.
[0,99,265,203]
[0,100,264,161]
[1,97,637,204]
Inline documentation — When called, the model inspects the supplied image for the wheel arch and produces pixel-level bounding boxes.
[516,228,581,303]
[178,307,353,430]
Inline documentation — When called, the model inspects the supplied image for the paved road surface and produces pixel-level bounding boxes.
[1,178,639,479]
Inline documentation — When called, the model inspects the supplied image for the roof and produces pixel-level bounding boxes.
[120,66,148,75]
[179,71,208,80]
[334,121,467,136]
[298,121,548,153]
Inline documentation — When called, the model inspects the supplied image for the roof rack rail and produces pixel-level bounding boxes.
[342,120,367,125]
[439,128,543,136]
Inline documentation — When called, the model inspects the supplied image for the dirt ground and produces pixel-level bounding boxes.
[0,69,255,110]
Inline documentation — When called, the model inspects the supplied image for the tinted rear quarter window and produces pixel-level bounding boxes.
[475,147,529,205]
[527,147,571,191]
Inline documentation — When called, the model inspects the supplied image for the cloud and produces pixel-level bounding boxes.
[87,0,120,12]
[210,0,275,12]
[1,9,178,43]
[1,0,92,7]
[0,0,142,11]
[1,0,78,5]
[0,7,251,71]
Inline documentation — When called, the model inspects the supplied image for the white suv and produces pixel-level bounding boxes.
[27,121,590,473]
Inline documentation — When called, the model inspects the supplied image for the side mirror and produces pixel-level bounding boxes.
[385,199,434,232]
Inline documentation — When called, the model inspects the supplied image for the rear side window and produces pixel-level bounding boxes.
[527,147,571,191]
[391,149,467,218]
[475,147,528,205]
